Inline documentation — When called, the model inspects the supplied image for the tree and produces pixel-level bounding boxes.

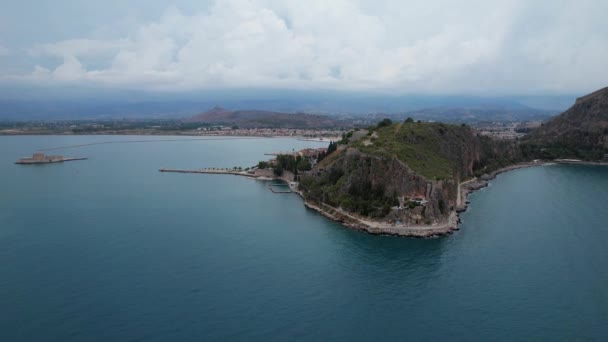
[317,141,338,163]
[275,154,296,170]
[377,118,393,127]
[327,141,337,154]
[405,117,414,123]
[297,157,312,171]
[316,152,324,163]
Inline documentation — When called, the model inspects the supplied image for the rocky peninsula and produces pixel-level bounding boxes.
[295,86,608,237]
[296,161,550,238]
[159,87,608,238]
[294,119,523,237]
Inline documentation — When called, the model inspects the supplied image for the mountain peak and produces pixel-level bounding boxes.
[207,106,230,113]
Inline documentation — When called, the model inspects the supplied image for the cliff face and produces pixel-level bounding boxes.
[475,136,522,175]
[522,87,608,160]
[299,122,514,224]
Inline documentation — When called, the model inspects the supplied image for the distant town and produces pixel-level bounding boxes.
[469,120,543,140]
[0,117,545,141]
[0,119,346,139]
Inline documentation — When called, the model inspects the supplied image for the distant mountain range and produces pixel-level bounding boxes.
[187,106,349,129]
[0,86,574,121]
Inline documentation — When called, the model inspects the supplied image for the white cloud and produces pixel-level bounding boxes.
[29,39,129,58]
[8,0,608,94]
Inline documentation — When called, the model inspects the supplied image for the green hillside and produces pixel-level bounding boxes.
[299,119,522,220]
[353,121,475,180]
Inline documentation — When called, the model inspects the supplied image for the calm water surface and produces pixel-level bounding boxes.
[0,136,607,341]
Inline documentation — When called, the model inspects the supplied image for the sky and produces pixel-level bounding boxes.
[0,0,607,96]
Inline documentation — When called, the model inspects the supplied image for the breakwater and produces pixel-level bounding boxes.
[159,168,257,178]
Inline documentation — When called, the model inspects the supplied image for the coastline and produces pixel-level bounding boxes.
[158,168,462,237]
[553,160,608,166]
[455,159,608,214]
[455,160,608,214]
[160,160,606,238]
[298,161,551,238]
[0,131,342,141]
[456,161,551,213]
[299,197,460,237]
[159,168,297,183]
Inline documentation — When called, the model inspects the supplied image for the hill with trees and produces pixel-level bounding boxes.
[522,87,608,160]
[298,119,520,224]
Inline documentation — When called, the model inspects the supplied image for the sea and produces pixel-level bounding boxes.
[0,135,607,341]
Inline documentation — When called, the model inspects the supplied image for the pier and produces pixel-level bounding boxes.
[159,168,256,177]
[159,168,297,194]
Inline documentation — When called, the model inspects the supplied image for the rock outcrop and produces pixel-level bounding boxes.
[522,86,608,160]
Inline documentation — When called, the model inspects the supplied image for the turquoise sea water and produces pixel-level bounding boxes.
[0,135,607,341]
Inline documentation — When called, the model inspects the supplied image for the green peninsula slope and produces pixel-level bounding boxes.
[298,120,520,228]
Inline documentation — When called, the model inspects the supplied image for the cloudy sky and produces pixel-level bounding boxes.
[0,0,606,95]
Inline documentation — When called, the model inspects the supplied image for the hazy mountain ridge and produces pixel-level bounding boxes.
[0,87,573,121]
[187,106,348,129]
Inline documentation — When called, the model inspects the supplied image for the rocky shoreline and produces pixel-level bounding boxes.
[456,162,549,215]
[456,160,607,214]
[297,161,550,238]
[163,160,595,238]
[291,187,460,238]
[302,198,460,237]
[160,161,549,237]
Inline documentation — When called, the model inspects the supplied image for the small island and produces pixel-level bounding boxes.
[16,152,87,164]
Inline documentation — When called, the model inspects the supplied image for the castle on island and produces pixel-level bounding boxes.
[16,153,86,164]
